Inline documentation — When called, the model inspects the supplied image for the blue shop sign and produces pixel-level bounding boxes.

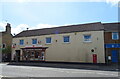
[105,44,120,48]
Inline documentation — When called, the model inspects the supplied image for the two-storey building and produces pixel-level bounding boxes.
[104,23,120,63]
[11,22,119,64]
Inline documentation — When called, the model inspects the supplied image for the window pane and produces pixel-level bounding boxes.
[20,40,24,45]
[32,39,37,44]
[112,32,119,40]
[46,37,51,43]
[35,52,39,58]
[64,36,70,42]
[84,35,91,42]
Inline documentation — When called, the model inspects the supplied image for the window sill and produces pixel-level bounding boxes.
[112,39,119,40]
[63,42,70,44]
[83,41,92,43]
[20,44,24,46]
[32,44,37,45]
[45,43,52,45]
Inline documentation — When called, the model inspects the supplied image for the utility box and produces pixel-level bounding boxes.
[93,54,97,63]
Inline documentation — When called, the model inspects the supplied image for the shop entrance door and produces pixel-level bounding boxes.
[15,50,20,62]
[111,50,118,63]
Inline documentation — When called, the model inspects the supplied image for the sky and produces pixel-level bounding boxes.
[0,0,119,35]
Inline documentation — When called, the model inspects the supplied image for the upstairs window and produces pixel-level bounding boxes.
[112,32,119,40]
[46,37,52,44]
[83,35,91,42]
[32,39,37,44]
[63,36,70,43]
[19,40,24,45]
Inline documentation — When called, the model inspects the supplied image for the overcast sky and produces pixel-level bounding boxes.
[0,0,119,35]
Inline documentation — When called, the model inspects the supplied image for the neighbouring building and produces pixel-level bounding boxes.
[104,23,120,63]
[11,22,120,64]
[0,23,13,62]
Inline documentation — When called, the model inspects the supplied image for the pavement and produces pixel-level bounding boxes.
[7,62,120,71]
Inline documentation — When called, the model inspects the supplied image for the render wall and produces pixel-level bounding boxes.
[12,31,105,63]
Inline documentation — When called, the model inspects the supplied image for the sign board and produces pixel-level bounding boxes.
[25,45,43,47]
[105,44,120,48]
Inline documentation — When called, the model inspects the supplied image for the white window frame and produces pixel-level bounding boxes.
[32,38,37,45]
[45,37,52,44]
[19,39,24,45]
[112,32,119,40]
[83,34,92,42]
[63,36,70,43]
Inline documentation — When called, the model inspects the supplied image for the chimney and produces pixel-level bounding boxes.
[6,23,11,34]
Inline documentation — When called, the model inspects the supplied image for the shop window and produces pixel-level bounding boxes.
[46,37,52,44]
[41,52,44,56]
[32,39,37,44]
[31,52,34,56]
[19,40,24,45]
[63,36,70,43]
[35,52,39,58]
[112,32,119,40]
[83,35,91,42]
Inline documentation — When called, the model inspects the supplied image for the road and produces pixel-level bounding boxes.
[0,63,119,78]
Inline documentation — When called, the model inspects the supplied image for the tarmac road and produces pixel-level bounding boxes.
[0,63,119,79]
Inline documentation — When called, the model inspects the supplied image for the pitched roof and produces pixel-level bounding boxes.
[14,22,104,38]
[103,22,120,32]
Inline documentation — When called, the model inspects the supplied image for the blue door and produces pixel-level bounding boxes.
[111,50,118,63]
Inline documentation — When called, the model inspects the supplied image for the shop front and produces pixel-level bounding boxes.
[105,44,120,63]
[21,46,48,61]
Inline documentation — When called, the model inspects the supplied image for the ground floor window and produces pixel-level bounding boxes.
[22,49,45,61]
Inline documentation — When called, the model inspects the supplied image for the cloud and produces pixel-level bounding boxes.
[0,22,6,32]
[11,24,30,35]
[0,22,68,35]
[106,0,120,6]
[12,24,58,35]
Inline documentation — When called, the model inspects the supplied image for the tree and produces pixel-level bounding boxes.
[2,46,11,62]
[2,46,11,54]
